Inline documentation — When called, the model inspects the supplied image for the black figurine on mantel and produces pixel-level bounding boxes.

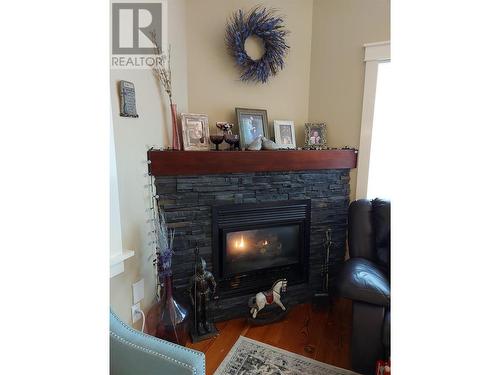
[189,246,218,343]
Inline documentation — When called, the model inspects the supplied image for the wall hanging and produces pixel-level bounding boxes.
[119,80,138,118]
[226,7,290,83]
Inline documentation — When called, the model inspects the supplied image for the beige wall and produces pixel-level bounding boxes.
[110,0,188,327]
[168,0,189,116]
[109,69,165,328]
[308,0,390,199]
[185,0,314,146]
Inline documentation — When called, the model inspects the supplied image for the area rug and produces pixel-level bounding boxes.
[214,336,360,375]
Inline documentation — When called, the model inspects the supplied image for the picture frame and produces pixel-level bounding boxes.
[305,123,327,148]
[180,113,210,151]
[235,108,269,149]
[273,120,296,149]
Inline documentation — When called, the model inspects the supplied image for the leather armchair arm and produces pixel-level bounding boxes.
[337,258,390,307]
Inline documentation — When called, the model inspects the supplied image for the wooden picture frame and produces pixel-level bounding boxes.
[180,113,210,151]
[273,120,296,149]
[305,123,327,148]
[235,108,269,149]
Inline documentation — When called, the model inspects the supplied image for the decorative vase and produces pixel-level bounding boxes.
[170,103,181,150]
[147,275,189,345]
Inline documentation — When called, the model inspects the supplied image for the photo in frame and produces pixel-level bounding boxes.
[235,108,269,149]
[273,120,296,149]
[180,113,210,151]
[305,123,327,148]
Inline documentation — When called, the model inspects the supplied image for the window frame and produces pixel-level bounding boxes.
[110,117,134,278]
[356,41,391,199]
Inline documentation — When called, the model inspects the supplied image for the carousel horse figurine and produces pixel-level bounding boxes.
[249,279,288,319]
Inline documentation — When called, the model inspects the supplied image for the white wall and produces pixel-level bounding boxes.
[110,0,188,327]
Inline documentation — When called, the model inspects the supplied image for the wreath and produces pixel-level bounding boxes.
[225,7,290,83]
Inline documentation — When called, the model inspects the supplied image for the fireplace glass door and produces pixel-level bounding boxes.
[212,200,310,296]
[224,224,300,277]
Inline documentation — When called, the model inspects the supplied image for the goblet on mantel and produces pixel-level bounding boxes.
[209,134,224,151]
[224,133,240,151]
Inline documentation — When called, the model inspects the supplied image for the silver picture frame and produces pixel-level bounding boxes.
[235,108,269,149]
[180,113,210,151]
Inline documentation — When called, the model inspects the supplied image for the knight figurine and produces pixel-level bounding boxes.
[189,255,218,341]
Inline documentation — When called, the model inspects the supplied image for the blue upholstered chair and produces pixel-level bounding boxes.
[110,310,205,374]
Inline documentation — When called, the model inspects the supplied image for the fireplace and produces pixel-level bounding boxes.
[154,168,351,321]
[212,200,311,297]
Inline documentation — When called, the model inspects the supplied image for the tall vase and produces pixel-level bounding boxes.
[170,103,181,150]
[155,275,189,345]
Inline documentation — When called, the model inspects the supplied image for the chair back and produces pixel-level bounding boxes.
[110,310,205,375]
[348,199,390,271]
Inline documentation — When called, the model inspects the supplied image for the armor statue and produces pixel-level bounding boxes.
[189,255,217,338]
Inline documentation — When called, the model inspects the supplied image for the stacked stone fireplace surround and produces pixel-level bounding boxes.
[155,169,351,321]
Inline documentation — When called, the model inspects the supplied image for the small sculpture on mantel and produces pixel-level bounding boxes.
[261,136,279,150]
[188,247,218,342]
[246,136,280,151]
[247,136,263,150]
[248,279,289,325]
[216,121,234,135]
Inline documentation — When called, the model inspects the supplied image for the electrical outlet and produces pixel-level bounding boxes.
[132,279,145,304]
[131,302,142,323]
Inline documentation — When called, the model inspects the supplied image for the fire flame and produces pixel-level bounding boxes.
[235,235,246,250]
[229,233,272,255]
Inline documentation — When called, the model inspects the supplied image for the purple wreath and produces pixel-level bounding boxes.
[225,7,290,83]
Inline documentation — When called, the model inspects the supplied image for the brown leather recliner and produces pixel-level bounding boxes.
[336,199,390,375]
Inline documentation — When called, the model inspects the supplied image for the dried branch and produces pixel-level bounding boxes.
[150,30,173,105]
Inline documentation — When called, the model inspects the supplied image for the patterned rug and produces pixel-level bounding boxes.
[214,336,360,375]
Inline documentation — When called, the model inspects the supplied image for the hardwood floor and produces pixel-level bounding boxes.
[186,297,353,375]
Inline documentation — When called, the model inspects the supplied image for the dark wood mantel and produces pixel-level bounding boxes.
[147,149,357,176]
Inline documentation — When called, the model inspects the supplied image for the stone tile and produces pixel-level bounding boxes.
[156,169,350,321]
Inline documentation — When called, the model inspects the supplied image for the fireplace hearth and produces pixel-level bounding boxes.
[212,201,310,297]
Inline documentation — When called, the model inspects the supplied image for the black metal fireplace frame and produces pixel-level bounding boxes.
[212,200,311,297]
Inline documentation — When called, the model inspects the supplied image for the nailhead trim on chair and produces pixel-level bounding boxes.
[110,331,198,374]
[111,311,205,374]
[111,311,203,356]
